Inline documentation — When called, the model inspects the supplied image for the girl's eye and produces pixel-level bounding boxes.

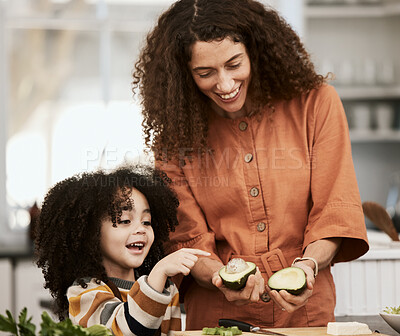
[142,221,152,226]
[118,219,131,225]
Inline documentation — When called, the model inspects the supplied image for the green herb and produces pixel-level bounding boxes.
[0,308,112,336]
[383,306,400,314]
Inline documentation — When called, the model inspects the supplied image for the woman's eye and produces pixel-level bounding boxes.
[228,63,241,69]
[142,221,152,226]
[198,72,212,78]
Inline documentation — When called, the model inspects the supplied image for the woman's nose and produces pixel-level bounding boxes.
[216,71,235,93]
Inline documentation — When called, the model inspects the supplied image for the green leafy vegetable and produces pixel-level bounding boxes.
[383,306,400,314]
[202,326,242,335]
[0,308,35,336]
[0,310,20,335]
[17,308,36,336]
[0,308,112,336]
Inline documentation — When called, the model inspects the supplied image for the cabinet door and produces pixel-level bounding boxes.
[332,257,400,315]
[15,260,54,327]
[0,259,12,317]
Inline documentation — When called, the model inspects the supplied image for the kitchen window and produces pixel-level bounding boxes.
[0,0,302,250]
[0,0,175,249]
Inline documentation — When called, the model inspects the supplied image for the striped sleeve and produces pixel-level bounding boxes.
[67,277,182,336]
[159,279,181,336]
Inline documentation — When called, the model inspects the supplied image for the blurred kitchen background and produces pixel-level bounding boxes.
[0,0,400,331]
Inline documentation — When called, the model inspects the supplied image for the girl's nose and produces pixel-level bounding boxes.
[134,226,146,235]
[216,71,235,93]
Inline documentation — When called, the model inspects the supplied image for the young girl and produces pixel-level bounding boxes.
[34,165,209,336]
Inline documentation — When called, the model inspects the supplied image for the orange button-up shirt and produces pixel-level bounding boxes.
[158,85,369,329]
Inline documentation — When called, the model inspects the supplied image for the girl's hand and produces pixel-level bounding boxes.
[211,267,265,305]
[148,248,210,291]
[266,264,315,313]
[157,248,211,277]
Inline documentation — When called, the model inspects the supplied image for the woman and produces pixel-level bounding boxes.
[132,0,369,330]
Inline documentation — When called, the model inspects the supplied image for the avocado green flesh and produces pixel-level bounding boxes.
[268,267,306,295]
[219,261,256,290]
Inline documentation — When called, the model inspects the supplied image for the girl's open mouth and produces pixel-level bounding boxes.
[126,242,145,251]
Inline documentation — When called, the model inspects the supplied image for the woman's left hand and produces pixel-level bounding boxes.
[212,267,265,305]
[267,263,315,313]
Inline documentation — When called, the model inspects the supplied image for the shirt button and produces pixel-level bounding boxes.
[250,187,259,197]
[239,121,248,131]
[261,292,271,302]
[244,153,253,163]
[257,222,266,232]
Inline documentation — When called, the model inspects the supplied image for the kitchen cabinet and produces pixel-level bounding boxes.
[332,231,400,316]
[304,0,400,137]
[0,259,12,317]
[303,0,400,208]
[14,259,54,327]
[0,256,55,329]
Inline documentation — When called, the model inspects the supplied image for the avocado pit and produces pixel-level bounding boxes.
[219,258,256,290]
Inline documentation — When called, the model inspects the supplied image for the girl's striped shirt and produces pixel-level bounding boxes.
[67,275,181,336]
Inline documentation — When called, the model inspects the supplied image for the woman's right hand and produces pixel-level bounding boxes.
[211,267,265,305]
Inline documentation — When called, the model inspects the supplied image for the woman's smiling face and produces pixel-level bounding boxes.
[189,37,252,119]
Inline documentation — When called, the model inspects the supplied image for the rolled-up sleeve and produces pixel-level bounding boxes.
[305,85,369,263]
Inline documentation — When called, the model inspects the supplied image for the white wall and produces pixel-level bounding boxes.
[0,0,8,245]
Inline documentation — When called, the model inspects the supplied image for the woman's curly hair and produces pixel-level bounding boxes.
[132,0,325,158]
[34,165,179,320]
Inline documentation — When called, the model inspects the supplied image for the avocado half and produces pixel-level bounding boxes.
[267,266,307,295]
[219,259,256,290]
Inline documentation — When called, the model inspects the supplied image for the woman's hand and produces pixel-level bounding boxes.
[211,267,265,305]
[267,263,315,313]
[266,238,341,313]
[148,248,210,292]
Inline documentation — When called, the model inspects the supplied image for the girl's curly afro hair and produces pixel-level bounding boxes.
[132,0,325,159]
[34,165,179,320]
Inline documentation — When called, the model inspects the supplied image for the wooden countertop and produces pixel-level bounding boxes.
[175,315,398,336]
[172,327,390,336]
